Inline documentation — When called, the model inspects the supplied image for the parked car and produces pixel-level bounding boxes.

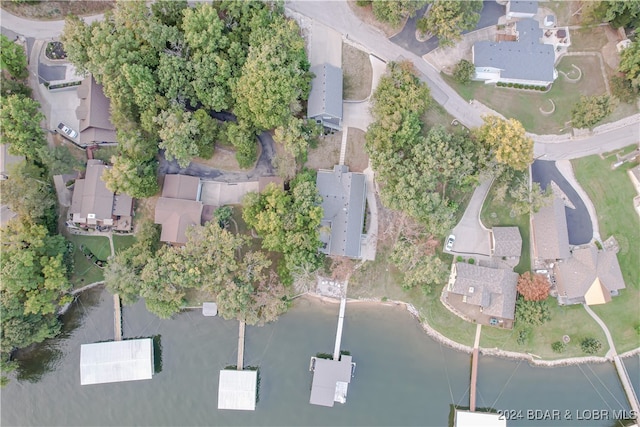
[57,123,78,138]
[445,234,455,251]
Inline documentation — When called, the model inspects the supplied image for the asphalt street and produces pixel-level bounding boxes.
[531,160,593,245]
[390,1,504,56]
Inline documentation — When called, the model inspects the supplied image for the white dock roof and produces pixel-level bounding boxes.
[455,410,506,427]
[217,370,257,411]
[80,338,154,385]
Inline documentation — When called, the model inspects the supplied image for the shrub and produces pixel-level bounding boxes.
[453,59,475,85]
[517,328,530,345]
[551,341,566,353]
[594,240,603,250]
[581,337,602,354]
[356,0,371,5]
[456,255,464,262]
[507,82,514,87]
[467,258,475,264]
[515,296,551,326]
[571,95,615,129]
[610,74,639,104]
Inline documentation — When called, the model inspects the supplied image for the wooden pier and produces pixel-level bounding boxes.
[113,294,122,341]
[333,297,347,360]
[469,324,482,411]
[614,355,640,415]
[237,321,246,370]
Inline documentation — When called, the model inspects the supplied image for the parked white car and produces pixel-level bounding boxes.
[445,234,455,251]
[57,123,78,139]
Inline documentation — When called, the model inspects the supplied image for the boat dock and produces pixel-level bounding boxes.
[469,324,482,411]
[113,294,122,341]
[333,297,347,360]
[237,321,245,370]
[614,355,640,415]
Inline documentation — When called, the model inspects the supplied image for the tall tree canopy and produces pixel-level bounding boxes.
[243,170,324,281]
[0,94,46,160]
[370,0,428,26]
[619,40,640,89]
[0,35,28,79]
[421,0,482,47]
[474,115,533,171]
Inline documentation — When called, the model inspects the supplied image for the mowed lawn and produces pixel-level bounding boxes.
[443,56,638,134]
[68,235,111,289]
[113,234,135,254]
[572,150,640,352]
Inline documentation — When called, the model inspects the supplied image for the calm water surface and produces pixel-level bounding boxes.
[1,287,637,427]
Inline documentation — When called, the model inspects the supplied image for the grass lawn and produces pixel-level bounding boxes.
[480,302,609,358]
[67,235,110,289]
[442,56,638,134]
[113,234,135,254]
[572,149,640,352]
[342,43,372,101]
[480,179,531,274]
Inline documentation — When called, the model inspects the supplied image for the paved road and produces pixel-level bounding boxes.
[390,1,504,56]
[3,4,638,160]
[532,160,592,245]
[447,176,493,256]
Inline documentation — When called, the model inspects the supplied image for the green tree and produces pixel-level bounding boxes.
[583,0,640,28]
[391,236,447,292]
[1,73,32,98]
[453,59,476,84]
[60,15,93,74]
[273,116,321,159]
[581,337,603,354]
[618,40,640,89]
[371,0,428,26]
[0,35,28,79]
[39,146,82,176]
[423,0,482,47]
[515,296,551,326]
[234,15,311,130]
[151,0,188,28]
[155,107,200,168]
[509,180,552,216]
[571,95,614,129]
[193,109,218,159]
[551,341,566,353]
[475,115,533,171]
[243,171,324,280]
[0,162,56,223]
[103,156,159,199]
[226,121,257,168]
[0,94,46,160]
[610,74,639,103]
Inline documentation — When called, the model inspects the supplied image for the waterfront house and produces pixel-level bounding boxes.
[555,246,626,305]
[447,263,518,328]
[532,196,570,261]
[308,63,343,131]
[154,174,203,245]
[69,159,133,231]
[316,165,366,259]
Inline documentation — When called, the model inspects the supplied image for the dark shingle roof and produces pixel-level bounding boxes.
[474,19,555,82]
[316,165,366,258]
[533,197,570,260]
[492,227,523,257]
[450,263,518,320]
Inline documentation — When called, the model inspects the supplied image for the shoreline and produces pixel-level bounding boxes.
[301,292,640,366]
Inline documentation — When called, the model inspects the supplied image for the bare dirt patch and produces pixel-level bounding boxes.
[347,0,404,38]
[569,27,608,53]
[305,132,341,170]
[2,1,114,20]
[345,128,368,172]
[192,145,241,171]
[342,43,373,101]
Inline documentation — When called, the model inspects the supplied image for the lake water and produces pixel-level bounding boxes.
[1,287,638,427]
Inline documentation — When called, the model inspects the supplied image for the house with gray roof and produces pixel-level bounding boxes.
[506,0,538,19]
[308,63,343,131]
[155,174,203,245]
[69,160,132,230]
[448,263,518,323]
[473,18,558,86]
[76,75,117,146]
[316,165,366,258]
[555,246,625,306]
[309,355,355,407]
[532,196,570,261]
[491,227,523,258]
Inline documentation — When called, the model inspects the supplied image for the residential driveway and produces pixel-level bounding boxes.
[305,19,342,68]
[531,160,592,245]
[200,181,259,206]
[159,130,276,182]
[343,102,372,132]
[447,176,493,256]
[390,1,504,57]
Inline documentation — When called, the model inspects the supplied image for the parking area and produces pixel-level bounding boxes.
[304,19,342,68]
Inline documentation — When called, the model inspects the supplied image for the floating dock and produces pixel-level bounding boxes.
[113,294,122,341]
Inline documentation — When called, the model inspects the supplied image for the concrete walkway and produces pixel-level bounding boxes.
[447,176,494,257]
[583,304,640,415]
[360,162,378,261]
